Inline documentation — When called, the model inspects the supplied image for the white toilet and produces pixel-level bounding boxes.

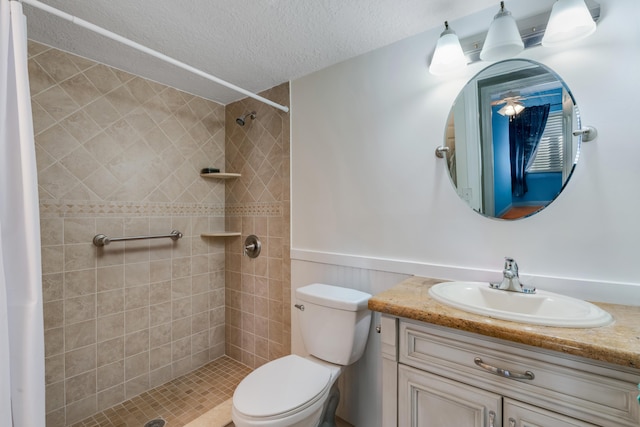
[232,283,372,427]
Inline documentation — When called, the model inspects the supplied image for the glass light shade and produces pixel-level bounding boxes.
[429,24,467,76]
[480,5,524,61]
[498,101,525,117]
[542,0,596,47]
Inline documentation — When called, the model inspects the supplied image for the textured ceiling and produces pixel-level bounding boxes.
[22,0,499,106]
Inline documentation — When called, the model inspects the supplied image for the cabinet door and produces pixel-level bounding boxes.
[503,398,598,427]
[399,364,501,427]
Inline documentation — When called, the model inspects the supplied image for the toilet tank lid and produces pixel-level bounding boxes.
[296,284,371,311]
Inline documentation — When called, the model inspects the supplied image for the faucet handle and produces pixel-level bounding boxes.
[492,257,535,293]
[504,257,518,272]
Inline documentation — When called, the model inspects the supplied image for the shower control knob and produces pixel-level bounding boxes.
[243,235,261,258]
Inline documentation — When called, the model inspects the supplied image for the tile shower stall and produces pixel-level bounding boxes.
[30,41,291,425]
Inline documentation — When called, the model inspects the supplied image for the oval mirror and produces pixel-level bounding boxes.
[443,59,581,220]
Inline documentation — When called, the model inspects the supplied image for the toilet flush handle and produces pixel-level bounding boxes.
[294,304,304,311]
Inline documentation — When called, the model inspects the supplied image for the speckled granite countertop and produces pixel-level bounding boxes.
[368,276,640,369]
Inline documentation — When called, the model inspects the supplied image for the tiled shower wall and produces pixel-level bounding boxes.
[29,41,229,426]
[224,85,291,369]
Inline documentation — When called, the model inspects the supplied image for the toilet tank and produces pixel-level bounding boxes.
[295,283,372,365]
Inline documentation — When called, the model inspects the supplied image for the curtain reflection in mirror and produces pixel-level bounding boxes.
[509,104,550,197]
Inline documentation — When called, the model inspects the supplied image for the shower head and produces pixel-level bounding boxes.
[236,111,256,126]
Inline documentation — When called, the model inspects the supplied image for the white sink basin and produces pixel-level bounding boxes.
[428,281,612,328]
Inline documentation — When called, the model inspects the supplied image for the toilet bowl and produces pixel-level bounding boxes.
[231,283,372,427]
[232,355,342,427]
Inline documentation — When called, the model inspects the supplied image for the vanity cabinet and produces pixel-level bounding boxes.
[398,365,597,426]
[381,315,640,427]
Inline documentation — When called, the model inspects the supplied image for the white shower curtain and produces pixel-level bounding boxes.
[0,0,46,426]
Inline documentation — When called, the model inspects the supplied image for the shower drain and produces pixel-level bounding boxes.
[144,419,166,427]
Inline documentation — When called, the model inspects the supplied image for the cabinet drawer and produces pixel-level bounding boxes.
[399,320,640,427]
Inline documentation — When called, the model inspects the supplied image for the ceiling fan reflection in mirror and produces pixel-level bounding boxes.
[492,92,527,118]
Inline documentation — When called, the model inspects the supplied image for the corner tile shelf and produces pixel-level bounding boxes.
[200,173,241,179]
[201,232,241,238]
[199,172,241,237]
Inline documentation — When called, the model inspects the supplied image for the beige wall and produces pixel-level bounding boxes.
[224,85,291,369]
[29,41,229,426]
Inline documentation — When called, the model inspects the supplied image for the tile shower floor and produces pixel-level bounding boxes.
[71,356,252,427]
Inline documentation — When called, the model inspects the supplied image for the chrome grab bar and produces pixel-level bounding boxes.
[474,357,535,380]
[93,230,183,247]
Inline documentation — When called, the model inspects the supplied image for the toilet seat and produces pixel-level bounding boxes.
[233,355,332,420]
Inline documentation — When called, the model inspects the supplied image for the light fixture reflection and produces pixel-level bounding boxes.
[497,100,525,117]
[429,21,467,76]
[480,1,524,62]
[542,0,597,47]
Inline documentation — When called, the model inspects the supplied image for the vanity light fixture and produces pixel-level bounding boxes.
[542,0,597,47]
[432,2,600,69]
[429,21,467,76]
[480,2,524,61]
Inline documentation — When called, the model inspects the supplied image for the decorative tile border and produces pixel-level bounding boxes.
[225,202,282,217]
[39,200,226,218]
[39,200,283,218]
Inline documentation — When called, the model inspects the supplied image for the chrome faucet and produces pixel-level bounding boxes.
[490,257,536,293]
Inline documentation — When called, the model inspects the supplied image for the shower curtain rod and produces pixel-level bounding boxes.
[16,0,290,113]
